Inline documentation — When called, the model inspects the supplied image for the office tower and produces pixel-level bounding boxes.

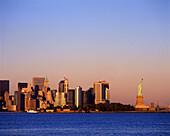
[17,82,27,111]
[43,75,50,99]
[38,90,44,98]
[51,89,57,101]
[75,86,82,107]
[94,80,110,104]
[58,77,69,93]
[67,89,75,107]
[21,83,32,93]
[4,91,11,108]
[54,92,66,107]
[44,75,49,88]
[82,91,89,105]
[46,90,53,104]
[32,77,45,91]
[14,91,18,106]
[28,99,36,111]
[9,95,15,105]
[87,88,95,104]
[0,80,9,101]
[23,91,36,111]
[20,93,25,111]
[17,82,30,111]
[18,82,27,89]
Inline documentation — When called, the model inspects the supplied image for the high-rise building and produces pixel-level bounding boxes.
[17,82,27,111]
[54,92,66,107]
[87,88,94,104]
[58,77,69,93]
[75,86,82,107]
[32,77,45,91]
[44,75,49,88]
[22,92,29,111]
[14,91,18,106]
[9,96,15,105]
[46,90,54,104]
[82,91,89,105]
[94,80,110,104]
[0,80,9,101]
[18,82,27,89]
[51,89,57,101]
[4,91,10,108]
[67,89,75,107]
[43,75,50,99]
[21,83,32,93]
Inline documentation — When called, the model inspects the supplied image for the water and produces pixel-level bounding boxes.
[0,113,170,136]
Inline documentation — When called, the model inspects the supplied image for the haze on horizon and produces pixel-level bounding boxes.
[0,0,169,106]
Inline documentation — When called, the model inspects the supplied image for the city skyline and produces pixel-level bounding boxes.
[0,76,169,107]
[0,0,169,106]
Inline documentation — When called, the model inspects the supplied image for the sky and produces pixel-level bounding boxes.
[0,0,170,106]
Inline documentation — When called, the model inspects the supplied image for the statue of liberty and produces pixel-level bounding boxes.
[138,79,143,96]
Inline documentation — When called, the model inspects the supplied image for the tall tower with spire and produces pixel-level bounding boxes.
[43,75,50,99]
[44,75,49,88]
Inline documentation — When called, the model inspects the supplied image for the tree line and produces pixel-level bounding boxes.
[47,103,135,112]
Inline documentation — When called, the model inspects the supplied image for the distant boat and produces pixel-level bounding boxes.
[27,110,37,113]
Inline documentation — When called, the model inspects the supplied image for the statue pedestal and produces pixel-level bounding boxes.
[134,96,149,110]
[136,96,144,105]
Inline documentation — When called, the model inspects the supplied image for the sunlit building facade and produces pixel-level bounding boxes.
[54,92,66,107]
[75,86,82,107]
[94,80,110,104]
[59,77,69,93]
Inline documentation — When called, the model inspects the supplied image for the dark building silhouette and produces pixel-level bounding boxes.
[9,95,15,105]
[0,80,9,101]
[87,88,95,104]
[20,93,25,111]
[14,91,18,105]
[34,85,39,98]
[67,89,75,107]
[18,83,28,89]
[51,90,57,101]
[82,91,89,105]
[59,81,65,92]
[17,82,27,111]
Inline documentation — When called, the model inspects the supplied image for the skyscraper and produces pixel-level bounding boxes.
[58,77,69,93]
[44,75,49,88]
[18,82,27,89]
[67,89,75,107]
[43,75,50,99]
[54,92,66,107]
[82,91,89,105]
[32,77,45,91]
[17,82,29,111]
[94,80,110,104]
[75,86,82,107]
[87,88,95,104]
[0,80,9,101]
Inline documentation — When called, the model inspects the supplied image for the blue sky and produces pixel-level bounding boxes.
[0,0,170,105]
